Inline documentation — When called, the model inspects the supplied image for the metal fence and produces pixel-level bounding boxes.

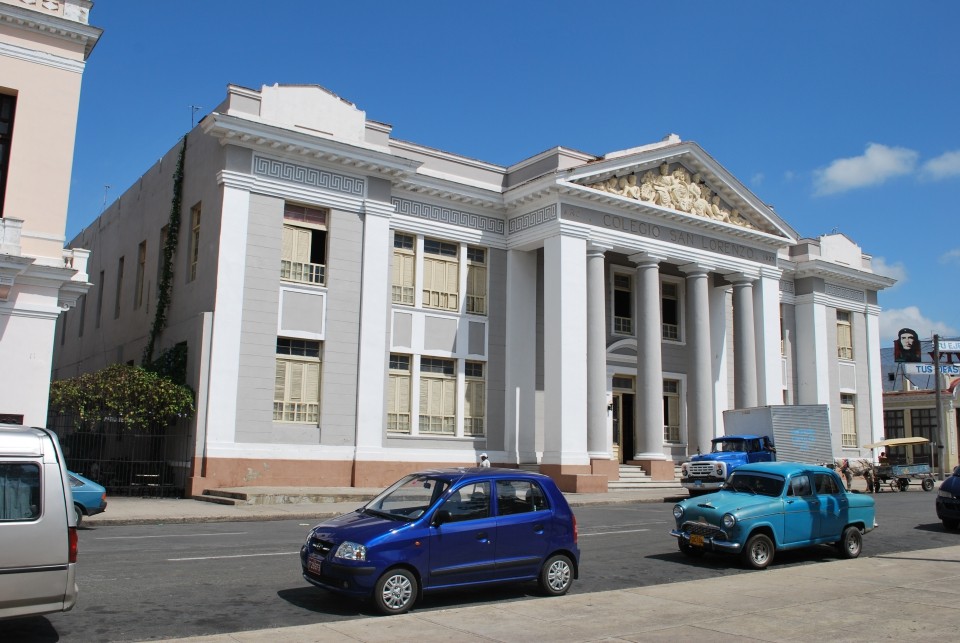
[47,414,193,498]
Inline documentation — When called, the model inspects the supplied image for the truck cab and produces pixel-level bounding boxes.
[680,434,776,494]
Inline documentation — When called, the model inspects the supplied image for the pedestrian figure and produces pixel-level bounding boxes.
[479,453,490,468]
[840,459,853,491]
[863,466,876,494]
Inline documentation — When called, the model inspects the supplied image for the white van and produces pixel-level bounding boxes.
[0,424,79,620]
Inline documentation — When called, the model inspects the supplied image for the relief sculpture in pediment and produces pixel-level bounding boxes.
[587,163,762,231]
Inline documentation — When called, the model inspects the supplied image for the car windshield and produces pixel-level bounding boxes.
[364,474,452,521]
[712,439,745,453]
[724,472,784,497]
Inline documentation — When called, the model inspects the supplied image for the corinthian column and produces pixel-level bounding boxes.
[731,273,758,409]
[680,263,715,455]
[630,252,667,463]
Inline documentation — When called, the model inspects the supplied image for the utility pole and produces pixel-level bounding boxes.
[934,333,945,480]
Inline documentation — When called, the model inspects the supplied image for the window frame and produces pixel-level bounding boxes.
[465,246,487,316]
[837,310,853,360]
[661,278,683,342]
[0,93,17,217]
[134,240,146,310]
[188,204,201,283]
[273,338,322,424]
[611,268,633,336]
[840,393,857,448]
[391,233,415,305]
[114,256,124,319]
[387,353,412,434]
[421,238,460,312]
[419,356,457,435]
[663,378,681,443]
[464,360,486,436]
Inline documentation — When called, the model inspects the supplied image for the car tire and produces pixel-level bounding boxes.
[373,568,417,615]
[837,526,862,559]
[898,478,909,492]
[538,554,574,596]
[677,539,705,558]
[922,478,935,492]
[741,533,774,570]
[73,504,84,527]
[943,519,959,531]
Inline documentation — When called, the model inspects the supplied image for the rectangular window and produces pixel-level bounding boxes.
[780,304,786,355]
[273,338,321,423]
[910,408,936,464]
[77,294,86,337]
[281,203,327,286]
[837,310,853,359]
[96,270,104,328]
[419,357,456,434]
[60,310,68,345]
[422,238,459,311]
[663,379,681,442]
[0,463,41,521]
[840,393,857,448]
[134,240,146,309]
[392,233,415,305]
[613,273,633,334]
[188,204,201,282]
[465,247,487,315]
[464,361,486,436]
[114,256,124,319]
[662,281,680,340]
[387,354,411,433]
[157,224,169,287]
[0,94,16,216]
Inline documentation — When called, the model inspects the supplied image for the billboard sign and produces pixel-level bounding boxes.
[905,363,960,376]
[893,328,922,363]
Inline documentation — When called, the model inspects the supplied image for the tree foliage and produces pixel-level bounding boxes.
[49,364,194,432]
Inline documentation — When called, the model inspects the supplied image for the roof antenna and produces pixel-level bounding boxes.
[191,105,203,128]
[100,185,111,213]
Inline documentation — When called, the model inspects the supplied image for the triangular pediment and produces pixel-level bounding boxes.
[564,142,796,242]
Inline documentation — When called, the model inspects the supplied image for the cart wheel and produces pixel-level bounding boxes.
[888,480,900,492]
[922,478,935,492]
[898,478,909,492]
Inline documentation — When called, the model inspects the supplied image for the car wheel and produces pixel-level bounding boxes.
[677,539,705,558]
[73,504,84,527]
[837,526,862,559]
[943,519,960,531]
[741,533,774,570]
[538,554,574,596]
[898,478,909,492]
[373,568,417,615]
[888,480,900,492]
[922,478,935,492]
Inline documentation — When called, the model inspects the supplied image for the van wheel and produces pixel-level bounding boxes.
[741,533,774,570]
[373,568,417,615]
[836,526,862,559]
[73,504,84,526]
[538,554,574,596]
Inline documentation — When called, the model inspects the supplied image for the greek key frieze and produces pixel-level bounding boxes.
[508,205,558,233]
[779,280,795,294]
[825,282,865,302]
[253,156,365,196]
[391,198,505,234]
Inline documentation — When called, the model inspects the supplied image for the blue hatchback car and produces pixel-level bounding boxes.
[68,471,107,526]
[936,465,960,531]
[300,468,580,614]
[671,461,876,569]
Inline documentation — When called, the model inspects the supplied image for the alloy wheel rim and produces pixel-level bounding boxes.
[382,574,412,610]
[548,560,570,591]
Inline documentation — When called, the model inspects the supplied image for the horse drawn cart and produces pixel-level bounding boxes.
[863,437,936,492]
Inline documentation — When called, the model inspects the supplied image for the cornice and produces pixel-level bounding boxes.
[202,112,421,180]
[0,39,84,72]
[0,2,102,59]
[791,258,897,291]
[395,175,504,211]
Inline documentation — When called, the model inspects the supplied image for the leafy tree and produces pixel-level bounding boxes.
[49,364,194,432]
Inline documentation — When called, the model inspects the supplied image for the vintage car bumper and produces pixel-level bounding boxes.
[680,478,725,491]
[670,527,742,554]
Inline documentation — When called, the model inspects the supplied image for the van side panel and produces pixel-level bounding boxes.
[0,426,78,619]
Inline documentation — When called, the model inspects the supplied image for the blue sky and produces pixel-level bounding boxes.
[67,1,959,342]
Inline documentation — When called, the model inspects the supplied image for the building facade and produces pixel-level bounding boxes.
[53,84,895,493]
[0,0,100,425]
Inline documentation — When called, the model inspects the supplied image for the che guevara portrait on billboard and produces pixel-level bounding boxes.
[894,327,922,363]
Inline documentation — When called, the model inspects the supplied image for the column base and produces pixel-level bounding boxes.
[590,457,619,482]
[539,463,609,493]
[627,459,676,482]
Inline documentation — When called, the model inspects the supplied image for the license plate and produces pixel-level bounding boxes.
[307,555,323,575]
[694,480,702,486]
[690,534,704,547]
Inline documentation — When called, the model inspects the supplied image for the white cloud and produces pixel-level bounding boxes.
[813,143,918,196]
[751,172,764,186]
[783,170,796,182]
[920,150,960,181]
[870,256,907,287]
[940,248,960,265]
[880,306,958,342]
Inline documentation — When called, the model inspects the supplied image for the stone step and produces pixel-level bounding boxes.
[194,488,378,506]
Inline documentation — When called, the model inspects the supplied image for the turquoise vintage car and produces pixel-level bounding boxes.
[671,461,877,569]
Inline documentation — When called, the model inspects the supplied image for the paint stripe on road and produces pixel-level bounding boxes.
[97,532,247,540]
[168,551,299,561]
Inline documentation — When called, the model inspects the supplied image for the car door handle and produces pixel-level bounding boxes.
[533,524,544,534]
[475,532,489,542]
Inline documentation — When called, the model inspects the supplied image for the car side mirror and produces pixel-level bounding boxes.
[433,509,451,527]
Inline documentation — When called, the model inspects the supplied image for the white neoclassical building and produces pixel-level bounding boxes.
[0,0,100,426]
[53,84,895,493]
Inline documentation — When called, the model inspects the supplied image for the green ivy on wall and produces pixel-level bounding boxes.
[142,136,186,366]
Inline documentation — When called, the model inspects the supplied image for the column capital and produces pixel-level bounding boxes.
[726,271,759,286]
[678,262,715,278]
[587,241,613,257]
[628,251,666,268]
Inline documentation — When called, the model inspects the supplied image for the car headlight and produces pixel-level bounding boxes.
[715,464,724,477]
[673,504,684,520]
[335,541,367,561]
[939,489,954,499]
[722,513,737,529]
[680,463,689,476]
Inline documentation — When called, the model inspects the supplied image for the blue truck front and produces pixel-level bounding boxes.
[680,435,775,494]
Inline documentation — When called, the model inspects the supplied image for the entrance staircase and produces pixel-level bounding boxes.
[608,463,684,491]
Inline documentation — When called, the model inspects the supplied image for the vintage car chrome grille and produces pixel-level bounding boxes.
[687,462,721,476]
[682,521,725,539]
